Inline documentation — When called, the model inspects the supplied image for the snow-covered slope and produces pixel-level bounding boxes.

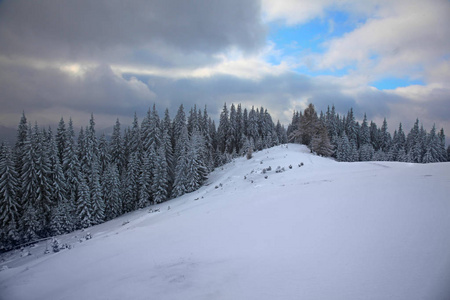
[1,144,450,300]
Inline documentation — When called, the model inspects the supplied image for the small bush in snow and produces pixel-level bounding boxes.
[246,148,253,159]
[262,168,266,174]
[264,175,268,179]
[275,166,285,173]
[267,166,272,171]
[52,238,60,253]
[85,232,92,240]
[289,165,292,169]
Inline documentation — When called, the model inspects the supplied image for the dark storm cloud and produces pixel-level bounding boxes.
[0,0,266,65]
[0,62,155,118]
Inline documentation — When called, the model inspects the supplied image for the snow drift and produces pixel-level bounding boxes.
[1,144,450,300]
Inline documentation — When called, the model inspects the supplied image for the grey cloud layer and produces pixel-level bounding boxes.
[0,0,266,65]
[0,0,448,143]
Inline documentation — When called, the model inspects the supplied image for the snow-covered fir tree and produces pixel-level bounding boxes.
[0,143,20,249]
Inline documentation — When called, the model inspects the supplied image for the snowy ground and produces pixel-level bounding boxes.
[1,144,450,300]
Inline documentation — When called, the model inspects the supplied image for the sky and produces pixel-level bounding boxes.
[0,0,449,142]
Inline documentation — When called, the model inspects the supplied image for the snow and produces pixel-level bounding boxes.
[1,144,450,300]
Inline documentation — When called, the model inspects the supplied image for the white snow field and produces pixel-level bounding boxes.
[1,144,450,300]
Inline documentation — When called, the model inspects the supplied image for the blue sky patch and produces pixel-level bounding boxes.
[370,77,425,90]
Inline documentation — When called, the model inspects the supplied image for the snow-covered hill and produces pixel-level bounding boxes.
[1,144,450,300]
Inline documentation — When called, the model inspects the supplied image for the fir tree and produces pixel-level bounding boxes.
[380,118,391,152]
[110,119,124,175]
[310,125,334,157]
[142,104,161,153]
[103,163,122,220]
[423,125,441,163]
[0,144,20,249]
[290,103,320,149]
[217,103,230,153]
[185,129,208,193]
[152,145,169,203]
[77,177,91,229]
[359,114,370,147]
[55,117,67,165]
[138,150,153,208]
[172,126,189,197]
[62,118,80,229]
[336,133,351,162]
[90,159,104,225]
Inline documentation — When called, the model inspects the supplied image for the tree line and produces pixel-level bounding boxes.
[0,103,287,251]
[288,103,449,163]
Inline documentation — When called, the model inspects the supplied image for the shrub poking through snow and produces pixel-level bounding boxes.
[51,238,60,253]
[246,148,253,159]
[275,166,285,173]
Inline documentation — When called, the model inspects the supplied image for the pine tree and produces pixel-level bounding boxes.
[142,104,161,153]
[217,103,230,153]
[110,119,124,175]
[359,113,370,147]
[359,143,374,161]
[123,152,141,212]
[62,118,80,229]
[129,113,142,156]
[77,177,91,229]
[380,118,391,152]
[172,126,189,197]
[13,112,28,211]
[0,144,20,249]
[185,129,208,193]
[290,104,320,149]
[336,133,351,162]
[153,145,169,203]
[21,124,53,238]
[423,125,441,163]
[310,125,334,157]
[373,149,387,161]
[90,159,104,225]
[55,117,67,165]
[228,103,238,154]
[345,108,358,143]
[98,134,110,177]
[406,119,422,163]
[437,128,446,162]
[103,163,122,220]
[138,150,153,208]
[47,128,69,234]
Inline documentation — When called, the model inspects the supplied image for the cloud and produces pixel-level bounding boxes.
[0,0,266,66]
[0,62,155,128]
[261,0,378,25]
[0,0,449,144]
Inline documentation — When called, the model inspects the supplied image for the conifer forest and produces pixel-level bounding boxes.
[0,103,448,250]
